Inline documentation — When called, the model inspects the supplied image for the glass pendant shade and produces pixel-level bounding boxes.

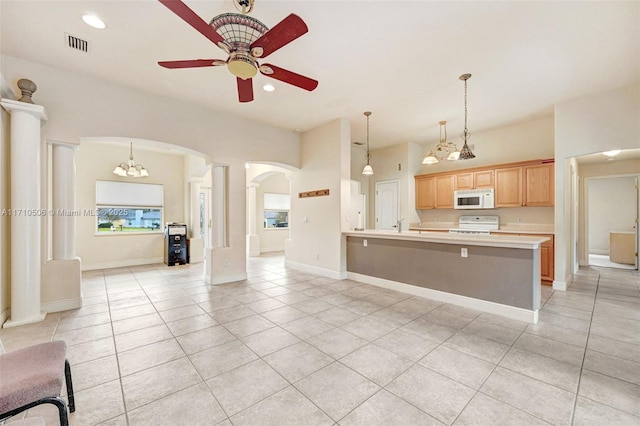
[362,111,374,175]
[422,121,459,164]
[113,143,149,178]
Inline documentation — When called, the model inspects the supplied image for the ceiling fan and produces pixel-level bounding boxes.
[157,0,318,103]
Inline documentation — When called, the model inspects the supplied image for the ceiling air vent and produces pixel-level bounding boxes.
[65,33,90,53]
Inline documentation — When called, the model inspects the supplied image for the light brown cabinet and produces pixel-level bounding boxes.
[455,170,495,190]
[521,233,554,284]
[415,176,435,209]
[415,159,554,210]
[524,163,554,207]
[495,167,523,207]
[435,175,455,209]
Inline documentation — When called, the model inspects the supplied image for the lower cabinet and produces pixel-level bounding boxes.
[522,233,554,284]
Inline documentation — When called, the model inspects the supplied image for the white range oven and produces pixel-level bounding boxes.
[449,215,499,235]
[454,188,495,210]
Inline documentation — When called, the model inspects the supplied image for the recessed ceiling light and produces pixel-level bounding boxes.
[82,14,106,29]
[602,149,621,157]
[262,84,275,92]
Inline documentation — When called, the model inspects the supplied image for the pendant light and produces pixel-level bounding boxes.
[362,111,374,175]
[113,142,149,177]
[459,73,476,160]
[422,120,460,164]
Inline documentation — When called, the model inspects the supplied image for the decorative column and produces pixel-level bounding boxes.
[51,142,78,260]
[212,165,226,248]
[246,182,260,256]
[1,79,47,327]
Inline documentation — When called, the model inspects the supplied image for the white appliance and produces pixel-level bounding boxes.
[449,215,499,235]
[454,188,495,210]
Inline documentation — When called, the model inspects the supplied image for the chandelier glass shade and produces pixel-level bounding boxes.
[362,111,374,175]
[422,121,460,164]
[113,143,149,178]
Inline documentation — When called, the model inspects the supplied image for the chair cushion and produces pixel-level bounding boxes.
[0,341,67,414]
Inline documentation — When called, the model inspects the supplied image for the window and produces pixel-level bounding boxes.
[96,181,163,234]
[264,192,289,229]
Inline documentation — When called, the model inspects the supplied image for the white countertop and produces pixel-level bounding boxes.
[344,229,550,250]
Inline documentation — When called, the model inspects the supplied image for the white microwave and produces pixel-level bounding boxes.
[454,188,495,209]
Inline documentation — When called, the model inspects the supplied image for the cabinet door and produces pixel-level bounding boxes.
[435,175,455,209]
[495,167,523,207]
[524,163,554,206]
[415,176,435,209]
[474,170,495,189]
[455,172,474,190]
[522,233,554,284]
[540,242,553,283]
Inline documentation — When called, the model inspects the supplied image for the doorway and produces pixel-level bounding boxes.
[586,175,638,270]
[375,180,399,231]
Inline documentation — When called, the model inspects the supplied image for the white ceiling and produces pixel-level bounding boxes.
[1,1,638,150]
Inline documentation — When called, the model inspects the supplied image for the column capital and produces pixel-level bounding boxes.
[1,98,48,121]
[247,182,260,189]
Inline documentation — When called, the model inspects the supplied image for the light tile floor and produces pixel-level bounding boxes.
[1,255,639,426]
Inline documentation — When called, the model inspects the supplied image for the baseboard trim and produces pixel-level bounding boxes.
[205,273,248,285]
[553,274,571,291]
[260,246,285,254]
[41,297,82,313]
[82,257,164,271]
[347,271,538,324]
[285,260,347,280]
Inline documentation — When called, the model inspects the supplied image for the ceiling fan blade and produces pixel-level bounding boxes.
[260,64,318,91]
[250,14,308,59]
[158,0,224,46]
[237,77,254,103]
[158,59,225,69]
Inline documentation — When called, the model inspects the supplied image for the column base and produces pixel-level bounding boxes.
[2,312,47,328]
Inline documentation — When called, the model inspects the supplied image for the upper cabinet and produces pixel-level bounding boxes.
[415,176,435,209]
[415,159,554,210]
[456,170,495,190]
[524,163,554,207]
[415,174,455,209]
[435,175,455,209]
[495,167,523,207]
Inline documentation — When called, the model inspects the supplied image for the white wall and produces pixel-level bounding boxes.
[76,142,185,269]
[1,54,301,307]
[555,83,640,286]
[587,176,636,254]
[286,118,350,278]
[257,173,290,253]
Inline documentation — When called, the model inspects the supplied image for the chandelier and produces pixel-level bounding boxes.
[113,143,149,177]
[362,111,374,175]
[458,73,476,160]
[422,120,460,164]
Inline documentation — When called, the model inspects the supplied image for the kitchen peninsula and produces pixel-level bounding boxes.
[343,230,549,323]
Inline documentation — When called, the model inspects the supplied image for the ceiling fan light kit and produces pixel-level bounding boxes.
[158,0,318,102]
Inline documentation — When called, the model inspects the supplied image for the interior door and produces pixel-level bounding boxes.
[375,180,399,230]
